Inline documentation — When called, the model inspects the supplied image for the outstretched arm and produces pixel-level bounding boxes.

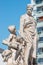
[2,34,13,45]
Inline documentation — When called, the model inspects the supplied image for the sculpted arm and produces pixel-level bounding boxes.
[2,34,13,45]
[20,16,25,36]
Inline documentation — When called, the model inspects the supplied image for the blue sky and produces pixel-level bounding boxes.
[0,0,31,49]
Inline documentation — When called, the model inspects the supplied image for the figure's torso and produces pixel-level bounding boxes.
[21,14,36,33]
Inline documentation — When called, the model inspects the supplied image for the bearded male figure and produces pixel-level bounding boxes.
[20,4,37,65]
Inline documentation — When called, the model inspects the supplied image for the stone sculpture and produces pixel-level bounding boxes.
[2,25,18,65]
[2,25,26,65]
[20,4,37,65]
[2,4,37,65]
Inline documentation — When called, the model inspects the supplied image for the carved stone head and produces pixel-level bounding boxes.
[27,4,33,15]
[8,25,16,34]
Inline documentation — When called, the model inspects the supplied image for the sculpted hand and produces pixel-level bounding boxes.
[2,40,9,45]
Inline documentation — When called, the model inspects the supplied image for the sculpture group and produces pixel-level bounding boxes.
[2,4,38,65]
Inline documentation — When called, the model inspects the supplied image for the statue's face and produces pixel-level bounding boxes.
[10,29,16,34]
[8,26,16,34]
[27,8,32,15]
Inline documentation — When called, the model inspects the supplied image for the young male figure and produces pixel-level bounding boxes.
[2,25,18,65]
[2,25,26,65]
[20,4,37,65]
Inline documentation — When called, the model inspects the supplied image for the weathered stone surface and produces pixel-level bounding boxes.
[2,4,37,65]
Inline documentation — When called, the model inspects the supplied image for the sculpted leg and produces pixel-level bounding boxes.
[23,30,33,65]
[24,42,32,65]
[32,35,37,65]
[6,57,13,65]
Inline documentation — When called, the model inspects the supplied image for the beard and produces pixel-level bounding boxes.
[27,10,32,16]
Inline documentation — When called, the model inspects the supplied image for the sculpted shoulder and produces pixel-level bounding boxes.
[20,14,28,19]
